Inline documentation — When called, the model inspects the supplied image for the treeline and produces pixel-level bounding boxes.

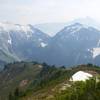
[7,62,68,100]
[26,63,68,92]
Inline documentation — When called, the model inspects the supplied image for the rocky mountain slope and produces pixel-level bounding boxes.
[1,20,100,67]
[42,23,100,66]
[0,22,50,68]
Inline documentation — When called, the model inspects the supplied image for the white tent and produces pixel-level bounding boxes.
[70,71,93,81]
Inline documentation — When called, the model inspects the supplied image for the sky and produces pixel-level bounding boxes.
[0,0,100,25]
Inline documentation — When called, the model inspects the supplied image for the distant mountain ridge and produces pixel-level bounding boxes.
[1,19,100,68]
[41,23,100,66]
[34,17,100,36]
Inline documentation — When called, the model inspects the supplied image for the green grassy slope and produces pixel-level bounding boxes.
[0,62,43,100]
[19,64,100,100]
[0,62,100,100]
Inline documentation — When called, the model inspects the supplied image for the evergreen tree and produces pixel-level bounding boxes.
[8,93,14,100]
[14,88,19,97]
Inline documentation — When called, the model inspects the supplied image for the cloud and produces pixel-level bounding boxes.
[0,0,100,24]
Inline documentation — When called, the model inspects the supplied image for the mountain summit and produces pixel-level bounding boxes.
[0,22,50,68]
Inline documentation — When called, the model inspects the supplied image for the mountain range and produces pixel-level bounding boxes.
[35,17,100,36]
[1,18,100,68]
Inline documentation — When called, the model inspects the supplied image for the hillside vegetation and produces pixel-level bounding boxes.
[0,62,100,100]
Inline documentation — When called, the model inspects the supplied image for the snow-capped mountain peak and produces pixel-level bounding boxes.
[65,23,84,33]
[67,23,82,29]
[0,22,32,32]
[69,17,100,31]
[56,23,90,39]
[65,22,90,31]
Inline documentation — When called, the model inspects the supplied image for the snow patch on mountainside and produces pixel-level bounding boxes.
[70,71,93,81]
[92,48,100,58]
[40,42,47,47]
[66,23,82,32]
[8,39,12,44]
[20,25,31,32]
[66,23,89,32]
[88,48,100,58]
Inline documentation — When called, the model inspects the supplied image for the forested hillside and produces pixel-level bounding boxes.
[0,62,100,100]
